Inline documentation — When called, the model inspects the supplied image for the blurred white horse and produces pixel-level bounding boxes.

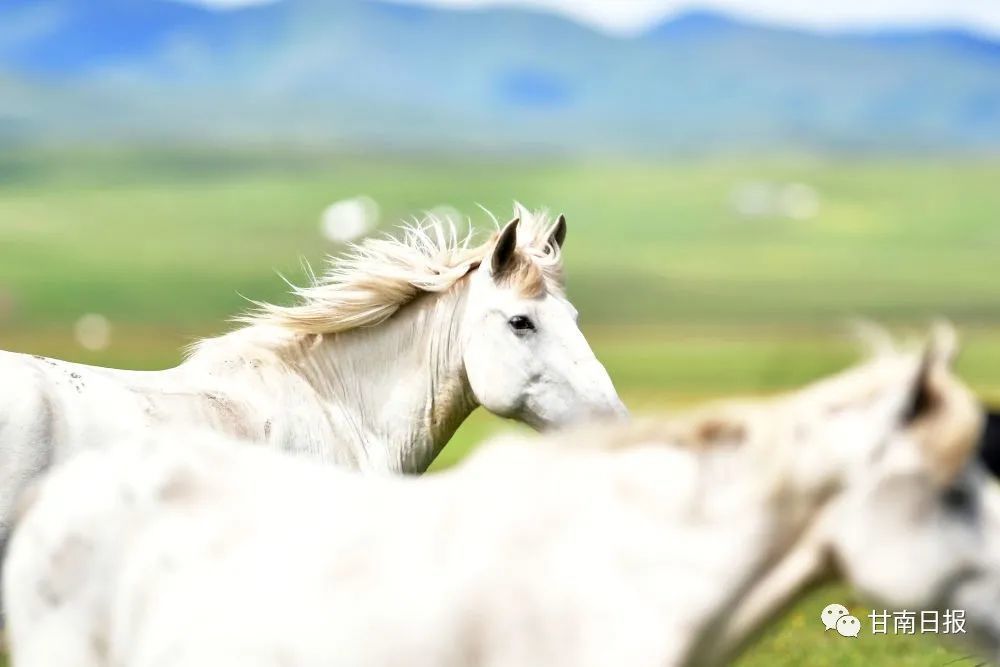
[7,327,995,667]
[0,207,625,540]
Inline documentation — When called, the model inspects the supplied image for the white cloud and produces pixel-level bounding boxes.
[177,0,1000,37]
[393,0,675,34]
[387,0,1000,37]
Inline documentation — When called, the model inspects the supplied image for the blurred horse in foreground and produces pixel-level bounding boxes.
[0,208,624,544]
[6,326,995,667]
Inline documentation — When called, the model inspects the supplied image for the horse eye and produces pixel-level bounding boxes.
[508,315,535,334]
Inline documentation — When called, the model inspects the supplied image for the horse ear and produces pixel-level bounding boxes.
[549,214,567,250]
[926,321,959,368]
[905,322,981,484]
[905,351,937,424]
[490,217,520,278]
[908,323,960,417]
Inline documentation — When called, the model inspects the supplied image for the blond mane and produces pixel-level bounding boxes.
[239,208,565,336]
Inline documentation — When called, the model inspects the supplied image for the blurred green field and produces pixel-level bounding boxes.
[2,150,999,666]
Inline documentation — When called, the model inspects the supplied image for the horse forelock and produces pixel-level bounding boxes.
[223,208,565,338]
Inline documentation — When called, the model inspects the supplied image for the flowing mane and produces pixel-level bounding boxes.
[239,208,566,335]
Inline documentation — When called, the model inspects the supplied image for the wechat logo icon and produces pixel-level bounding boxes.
[822,603,860,637]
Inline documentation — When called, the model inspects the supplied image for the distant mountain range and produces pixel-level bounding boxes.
[1,0,999,154]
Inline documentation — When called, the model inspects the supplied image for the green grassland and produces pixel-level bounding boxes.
[2,150,1000,665]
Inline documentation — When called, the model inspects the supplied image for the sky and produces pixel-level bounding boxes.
[185,0,1000,38]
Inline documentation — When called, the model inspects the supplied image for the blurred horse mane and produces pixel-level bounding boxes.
[236,206,565,336]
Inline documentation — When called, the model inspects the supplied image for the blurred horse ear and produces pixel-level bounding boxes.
[490,217,520,278]
[905,353,935,424]
[905,324,958,423]
[926,320,959,368]
[906,322,981,484]
[549,214,567,250]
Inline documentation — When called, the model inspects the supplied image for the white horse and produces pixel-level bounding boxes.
[0,208,625,540]
[6,327,996,667]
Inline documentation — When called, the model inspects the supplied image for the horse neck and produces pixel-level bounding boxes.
[690,385,904,665]
[284,285,477,473]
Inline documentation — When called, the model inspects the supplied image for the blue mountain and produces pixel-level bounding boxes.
[1,0,999,153]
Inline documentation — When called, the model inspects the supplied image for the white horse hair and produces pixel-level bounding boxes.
[6,326,994,667]
[0,205,625,540]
